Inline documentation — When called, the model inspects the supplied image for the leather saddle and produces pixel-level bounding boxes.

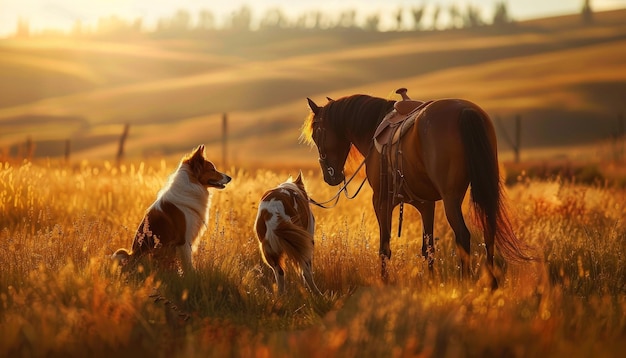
[374,88,430,153]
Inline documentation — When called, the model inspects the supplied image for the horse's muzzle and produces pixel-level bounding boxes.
[319,159,344,186]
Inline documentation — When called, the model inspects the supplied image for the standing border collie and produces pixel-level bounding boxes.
[254,172,322,295]
[112,145,230,274]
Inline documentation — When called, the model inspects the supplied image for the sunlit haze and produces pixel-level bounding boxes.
[1,0,625,36]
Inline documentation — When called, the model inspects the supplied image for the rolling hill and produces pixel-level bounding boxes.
[0,9,625,166]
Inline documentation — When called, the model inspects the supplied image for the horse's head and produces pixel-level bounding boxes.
[306,98,351,186]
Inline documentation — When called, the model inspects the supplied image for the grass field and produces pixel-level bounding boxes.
[1,8,625,357]
[0,158,624,357]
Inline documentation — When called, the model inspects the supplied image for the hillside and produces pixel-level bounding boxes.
[0,9,625,166]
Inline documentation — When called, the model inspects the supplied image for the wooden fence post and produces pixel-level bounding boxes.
[64,139,71,163]
[514,115,521,163]
[116,123,130,164]
[494,114,521,163]
[222,113,228,168]
[614,112,624,163]
[617,113,626,161]
[25,136,35,161]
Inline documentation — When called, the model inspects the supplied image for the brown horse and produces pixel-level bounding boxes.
[302,92,532,288]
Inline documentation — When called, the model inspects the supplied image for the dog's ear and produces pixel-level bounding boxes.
[187,145,205,172]
[326,97,333,102]
[192,145,205,159]
[307,98,320,116]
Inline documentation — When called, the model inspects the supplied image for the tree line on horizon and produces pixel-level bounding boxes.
[12,1,596,39]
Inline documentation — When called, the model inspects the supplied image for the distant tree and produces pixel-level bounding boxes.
[394,7,403,30]
[310,10,332,29]
[492,1,511,26]
[227,5,252,31]
[259,7,289,30]
[71,20,84,36]
[582,0,593,23]
[311,11,322,29]
[15,17,30,37]
[431,5,441,30]
[154,10,190,34]
[411,6,425,30]
[448,4,461,29]
[294,14,308,29]
[170,9,192,31]
[337,9,357,28]
[364,13,381,31]
[463,4,483,27]
[97,15,135,35]
[198,10,215,30]
[156,18,168,33]
[132,18,143,33]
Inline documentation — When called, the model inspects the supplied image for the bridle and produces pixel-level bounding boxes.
[309,116,370,209]
[313,118,336,180]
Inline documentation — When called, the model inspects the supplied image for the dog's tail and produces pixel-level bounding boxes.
[111,248,133,268]
[271,219,314,272]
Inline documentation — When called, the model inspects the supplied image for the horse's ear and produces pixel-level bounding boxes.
[307,98,320,115]
[326,97,333,102]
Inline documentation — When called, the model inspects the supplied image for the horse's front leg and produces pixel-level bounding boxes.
[414,200,435,273]
[374,195,393,282]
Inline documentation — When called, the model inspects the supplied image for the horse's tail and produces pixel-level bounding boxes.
[459,108,534,262]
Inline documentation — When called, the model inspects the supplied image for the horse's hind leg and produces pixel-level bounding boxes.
[414,201,435,272]
[442,197,472,280]
[482,231,498,289]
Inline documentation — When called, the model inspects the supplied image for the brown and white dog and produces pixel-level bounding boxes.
[254,172,322,295]
[112,145,231,274]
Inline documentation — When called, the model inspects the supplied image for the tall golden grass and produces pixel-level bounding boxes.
[0,159,624,357]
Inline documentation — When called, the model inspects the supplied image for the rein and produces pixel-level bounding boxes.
[308,147,371,209]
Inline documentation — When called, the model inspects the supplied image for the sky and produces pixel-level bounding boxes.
[1,0,625,36]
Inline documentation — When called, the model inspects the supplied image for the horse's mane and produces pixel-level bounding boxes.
[300,112,316,147]
[301,94,395,168]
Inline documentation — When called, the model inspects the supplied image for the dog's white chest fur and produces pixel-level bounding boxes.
[155,164,210,251]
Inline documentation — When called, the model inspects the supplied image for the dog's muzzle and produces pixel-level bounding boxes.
[209,173,231,189]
